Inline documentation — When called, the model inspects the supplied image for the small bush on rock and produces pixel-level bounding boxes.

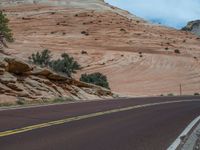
[29,50,81,77]
[168,93,174,96]
[81,50,88,55]
[49,53,81,77]
[29,49,52,67]
[80,72,110,89]
[174,49,180,54]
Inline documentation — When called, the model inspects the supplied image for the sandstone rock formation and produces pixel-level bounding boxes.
[0,53,113,104]
[182,20,200,36]
[1,0,200,96]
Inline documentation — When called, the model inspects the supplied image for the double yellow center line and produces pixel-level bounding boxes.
[0,99,198,138]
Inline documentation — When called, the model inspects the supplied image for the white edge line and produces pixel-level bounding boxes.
[0,97,199,112]
[167,115,200,150]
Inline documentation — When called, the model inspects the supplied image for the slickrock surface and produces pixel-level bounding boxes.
[1,0,200,96]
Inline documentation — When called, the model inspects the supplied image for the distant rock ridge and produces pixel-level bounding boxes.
[182,20,200,36]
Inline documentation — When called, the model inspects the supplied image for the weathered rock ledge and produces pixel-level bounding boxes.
[0,53,114,104]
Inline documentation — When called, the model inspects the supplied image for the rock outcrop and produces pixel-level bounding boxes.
[1,0,200,96]
[182,20,200,36]
[0,53,114,104]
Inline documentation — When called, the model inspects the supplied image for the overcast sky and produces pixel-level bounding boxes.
[105,0,200,29]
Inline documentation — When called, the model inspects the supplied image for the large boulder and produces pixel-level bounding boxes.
[4,58,32,74]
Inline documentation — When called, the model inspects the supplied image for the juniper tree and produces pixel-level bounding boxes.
[49,53,81,77]
[28,49,52,67]
[0,11,13,48]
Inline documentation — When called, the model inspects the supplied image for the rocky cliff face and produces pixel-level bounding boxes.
[182,20,200,36]
[1,0,200,96]
[0,52,113,104]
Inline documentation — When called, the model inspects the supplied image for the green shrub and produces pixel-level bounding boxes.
[52,97,74,103]
[0,102,13,107]
[0,11,13,47]
[168,93,174,96]
[174,49,180,54]
[16,98,26,105]
[52,97,66,103]
[29,50,81,77]
[194,93,200,96]
[81,50,88,55]
[80,72,110,89]
[29,49,52,67]
[49,53,81,77]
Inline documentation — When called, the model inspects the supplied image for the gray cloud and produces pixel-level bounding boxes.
[105,0,200,28]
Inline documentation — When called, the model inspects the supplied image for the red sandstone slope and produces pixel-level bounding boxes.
[2,0,200,96]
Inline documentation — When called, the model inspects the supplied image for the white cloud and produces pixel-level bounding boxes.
[105,0,200,28]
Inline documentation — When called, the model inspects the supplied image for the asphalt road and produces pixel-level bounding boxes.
[0,96,200,150]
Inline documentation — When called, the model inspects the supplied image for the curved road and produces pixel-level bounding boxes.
[0,96,200,150]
